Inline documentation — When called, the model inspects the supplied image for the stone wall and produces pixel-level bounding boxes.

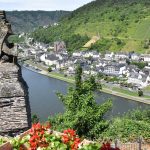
[0,63,31,136]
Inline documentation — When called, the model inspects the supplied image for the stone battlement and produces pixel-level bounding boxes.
[0,10,17,62]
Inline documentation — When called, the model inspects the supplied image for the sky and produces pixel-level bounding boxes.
[0,0,93,11]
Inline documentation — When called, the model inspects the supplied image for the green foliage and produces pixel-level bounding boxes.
[48,66,52,72]
[75,64,82,92]
[90,39,111,52]
[101,109,150,142]
[6,11,70,33]
[31,0,150,53]
[0,138,5,146]
[79,143,101,150]
[104,76,120,83]
[32,114,40,124]
[64,34,90,52]
[8,35,25,43]
[32,28,90,51]
[131,61,148,69]
[126,109,150,123]
[90,38,125,52]
[138,89,143,97]
[11,136,29,150]
[44,134,67,149]
[48,65,112,139]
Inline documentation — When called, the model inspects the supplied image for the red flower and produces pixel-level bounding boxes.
[62,129,80,150]
[45,122,51,129]
[29,123,50,149]
[63,129,76,137]
[62,134,69,143]
[30,141,37,150]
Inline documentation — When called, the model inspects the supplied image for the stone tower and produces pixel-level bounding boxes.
[0,10,31,136]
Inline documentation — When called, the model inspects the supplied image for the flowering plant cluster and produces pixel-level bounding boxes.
[62,129,81,150]
[29,122,51,149]
[28,123,81,150]
[9,123,121,150]
[11,123,81,150]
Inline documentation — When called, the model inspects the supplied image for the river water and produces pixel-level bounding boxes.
[22,67,149,122]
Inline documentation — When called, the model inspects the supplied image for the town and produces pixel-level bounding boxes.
[18,36,150,96]
[0,0,150,149]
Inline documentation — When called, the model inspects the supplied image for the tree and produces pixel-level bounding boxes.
[75,64,82,92]
[48,66,52,72]
[48,65,112,139]
[32,114,39,124]
[138,89,143,97]
[131,61,148,70]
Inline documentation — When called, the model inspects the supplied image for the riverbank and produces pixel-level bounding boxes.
[23,61,150,105]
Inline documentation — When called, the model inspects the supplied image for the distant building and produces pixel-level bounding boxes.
[103,63,126,76]
[114,52,128,61]
[54,41,66,52]
[104,52,114,60]
[127,72,150,88]
[131,53,140,61]
[141,54,150,62]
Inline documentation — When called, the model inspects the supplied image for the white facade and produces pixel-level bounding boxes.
[40,54,59,67]
[44,59,58,66]
[127,74,150,88]
[105,52,114,60]
[72,52,82,57]
[131,54,139,61]
[143,55,150,62]
[115,54,128,60]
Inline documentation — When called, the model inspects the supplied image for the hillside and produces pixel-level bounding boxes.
[31,0,150,53]
[6,11,70,33]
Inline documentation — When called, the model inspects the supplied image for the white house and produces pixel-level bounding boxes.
[72,52,82,57]
[83,51,94,58]
[142,54,150,62]
[114,53,128,60]
[131,53,140,61]
[92,51,101,59]
[40,53,59,68]
[104,52,114,60]
[127,73,150,88]
[103,63,126,76]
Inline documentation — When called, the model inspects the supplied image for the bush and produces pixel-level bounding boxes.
[48,66,52,72]
[138,89,143,97]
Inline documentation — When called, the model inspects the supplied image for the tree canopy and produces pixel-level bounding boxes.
[48,65,112,139]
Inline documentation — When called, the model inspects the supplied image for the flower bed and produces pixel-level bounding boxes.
[0,123,121,150]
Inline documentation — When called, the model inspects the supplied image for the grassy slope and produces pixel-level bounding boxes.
[32,0,150,53]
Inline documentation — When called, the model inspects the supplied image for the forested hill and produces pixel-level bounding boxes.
[6,11,70,33]
[31,0,150,53]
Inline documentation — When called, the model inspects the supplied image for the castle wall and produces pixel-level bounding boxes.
[0,63,31,136]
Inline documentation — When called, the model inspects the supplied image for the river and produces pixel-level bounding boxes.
[22,67,149,122]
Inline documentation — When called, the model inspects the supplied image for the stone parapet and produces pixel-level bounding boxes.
[0,63,31,136]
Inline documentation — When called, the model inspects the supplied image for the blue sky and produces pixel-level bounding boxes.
[0,0,93,11]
